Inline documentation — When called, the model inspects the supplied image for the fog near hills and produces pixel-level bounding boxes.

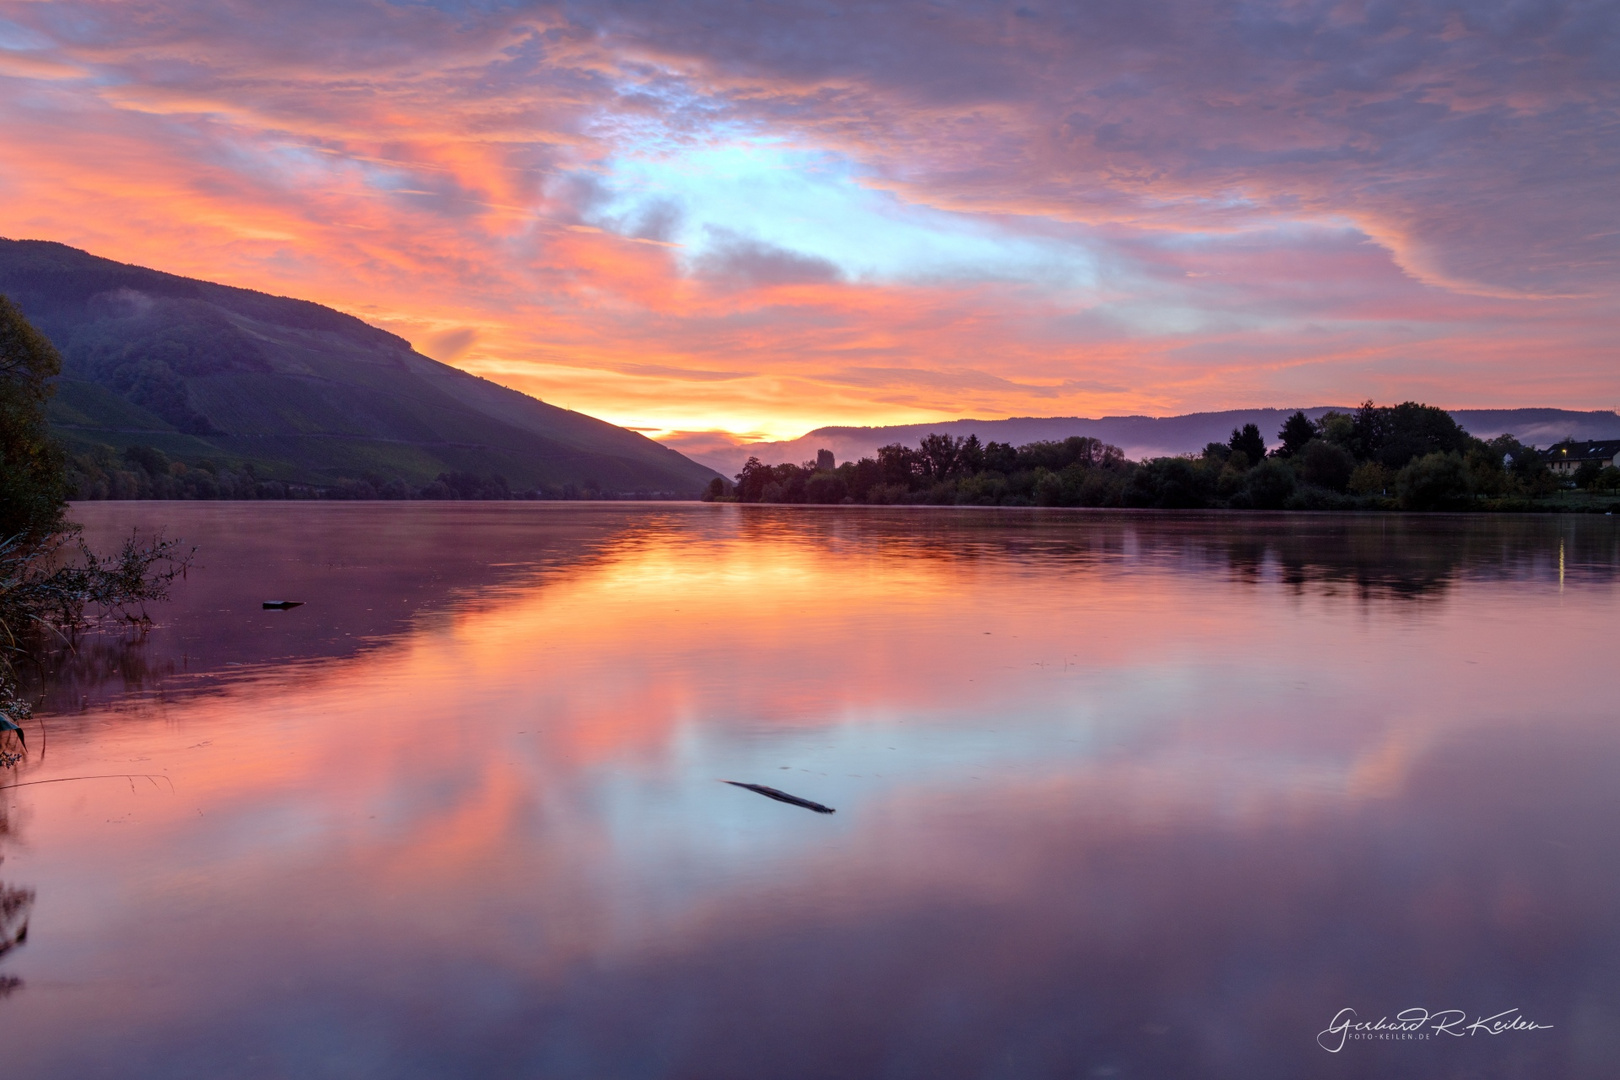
[679,408,1620,477]
[0,239,720,494]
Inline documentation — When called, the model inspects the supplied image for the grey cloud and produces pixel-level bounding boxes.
[625,197,683,242]
[562,0,1620,297]
[690,227,842,285]
[10,0,1617,303]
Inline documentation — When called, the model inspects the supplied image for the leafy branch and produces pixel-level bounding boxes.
[0,526,193,769]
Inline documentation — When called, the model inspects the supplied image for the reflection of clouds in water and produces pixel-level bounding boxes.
[485,725,1613,1078]
[7,505,1619,1076]
[29,509,1614,924]
[42,505,1619,712]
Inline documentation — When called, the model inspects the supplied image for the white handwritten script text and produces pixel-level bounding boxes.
[1317,1008,1553,1053]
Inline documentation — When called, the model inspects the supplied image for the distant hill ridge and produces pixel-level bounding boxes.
[0,238,720,493]
[682,408,1620,476]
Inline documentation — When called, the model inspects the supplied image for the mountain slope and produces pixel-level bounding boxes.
[685,408,1620,475]
[0,238,720,493]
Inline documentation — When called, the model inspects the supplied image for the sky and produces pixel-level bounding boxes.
[0,0,1615,447]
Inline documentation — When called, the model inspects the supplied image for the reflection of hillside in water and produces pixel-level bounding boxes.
[6,504,1619,1075]
[29,506,1618,712]
[28,503,674,711]
[733,509,1618,598]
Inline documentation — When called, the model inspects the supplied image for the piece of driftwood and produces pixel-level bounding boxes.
[262,601,304,610]
[722,780,835,814]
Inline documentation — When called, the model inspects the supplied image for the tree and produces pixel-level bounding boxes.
[1316,410,1354,448]
[981,440,1018,474]
[876,443,920,487]
[1489,435,1540,478]
[1228,423,1266,465]
[1297,439,1355,492]
[0,295,66,542]
[1348,400,1389,462]
[1275,411,1316,458]
[1378,402,1474,469]
[917,433,962,479]
[734,456,773,502]
[957,434,984,474]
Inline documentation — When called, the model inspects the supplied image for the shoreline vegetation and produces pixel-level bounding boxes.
[706,405,1620,514]
[52,407,1620,513]
[3,276,1613,512]
[61,447,690,502]
[2,295,190,774]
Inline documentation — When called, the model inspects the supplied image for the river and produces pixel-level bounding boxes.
[2,503,1617,1078]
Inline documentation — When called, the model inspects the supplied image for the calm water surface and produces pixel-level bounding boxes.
[3,503,1619,1079]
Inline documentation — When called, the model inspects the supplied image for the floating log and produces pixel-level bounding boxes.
[261,601,304,610]
[722,780,835,814]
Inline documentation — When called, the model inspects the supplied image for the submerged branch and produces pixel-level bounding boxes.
[1,772,175,792]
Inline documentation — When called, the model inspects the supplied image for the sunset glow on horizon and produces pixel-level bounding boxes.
[1,0,1615,447]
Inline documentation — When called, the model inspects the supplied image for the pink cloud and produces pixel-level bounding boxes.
[0,0,1613,439]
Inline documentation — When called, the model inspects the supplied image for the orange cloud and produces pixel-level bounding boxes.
[0,0,1614,443]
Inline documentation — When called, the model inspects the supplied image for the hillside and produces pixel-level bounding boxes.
[0,239,720,494]
[686,408,1620,475]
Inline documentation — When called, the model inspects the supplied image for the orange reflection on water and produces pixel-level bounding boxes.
[4,506,1619,1077]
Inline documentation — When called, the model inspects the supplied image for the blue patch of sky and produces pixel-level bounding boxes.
[0,17,52,50]
[579,136,1102,292]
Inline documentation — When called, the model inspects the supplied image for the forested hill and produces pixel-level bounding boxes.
[0,238,720,495]
[687,408,1620,476]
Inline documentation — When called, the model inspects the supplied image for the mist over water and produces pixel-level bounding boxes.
[3,503,1618,1079]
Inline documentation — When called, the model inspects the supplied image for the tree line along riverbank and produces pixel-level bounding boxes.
[708,404,1620,513]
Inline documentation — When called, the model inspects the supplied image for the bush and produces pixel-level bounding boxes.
[865,483,909,505]
[1124,458,1213,509]
[1033,470,1065,506]
[1076,470,1123,507]
[1347,462,1391,496]
[1396,452,1473,510]
[2,528,193,771]
[805,472,847,504]
[955,473,1008,505]
[1243,460,1296,509]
